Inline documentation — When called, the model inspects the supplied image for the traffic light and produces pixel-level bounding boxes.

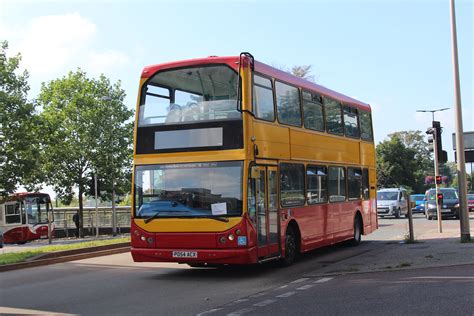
[435,175,442,184]
[437,192,443,205]
[433,122,448,163]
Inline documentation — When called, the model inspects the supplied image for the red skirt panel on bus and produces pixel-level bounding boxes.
[2,224,50,244]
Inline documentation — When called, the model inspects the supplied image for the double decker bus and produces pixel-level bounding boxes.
[131,53,377,266]
[0,192,54,244]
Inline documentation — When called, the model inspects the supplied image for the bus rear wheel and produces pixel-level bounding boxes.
[280,227,297,267]
[349,215,362,246]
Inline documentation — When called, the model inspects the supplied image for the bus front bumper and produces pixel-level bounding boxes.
[131,246,258,265]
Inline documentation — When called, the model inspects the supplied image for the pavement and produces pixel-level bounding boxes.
[309,218,474,276]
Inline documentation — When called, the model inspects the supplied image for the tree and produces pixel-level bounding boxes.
[388,130,433,193]
[376,135,418,191]
[290,65,315,82]
[275,64,316,82]
[0,41,43,195]
[38,69,133,237]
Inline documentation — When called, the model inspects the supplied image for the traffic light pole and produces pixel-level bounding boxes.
[433,131,443,233]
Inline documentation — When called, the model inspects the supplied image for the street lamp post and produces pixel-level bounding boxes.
[101,96,117,236]
[449,0,470,242]
[417,108,449,233]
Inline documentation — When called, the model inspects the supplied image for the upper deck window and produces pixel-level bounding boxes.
[359,110,373,141]
[253,75,275,121]
[139,65,240,126]
[324,98,343,135]
[303,91,324,132]
[343,106,360,138]
[275,81,301,126]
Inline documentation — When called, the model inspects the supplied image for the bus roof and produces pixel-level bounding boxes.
[0,192,50,203]
[141,55,371,112]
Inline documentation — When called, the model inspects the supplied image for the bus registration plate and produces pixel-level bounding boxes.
[172,251,197,258]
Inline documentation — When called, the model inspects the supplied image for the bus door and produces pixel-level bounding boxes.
[255,165,280,259]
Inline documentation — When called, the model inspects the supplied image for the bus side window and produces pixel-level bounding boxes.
[362,169,370,200]
[343,106,360,138]
[347,167,362,200]
[360,110,374,141]
[328,166,346,202]
[275,81,302,127]
[253,75,275,121]
[280,163,305,207]
[303,92,324,132]
[306,165,327,204]
[324,98,343,135]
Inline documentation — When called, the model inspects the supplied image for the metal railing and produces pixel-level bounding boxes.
[52,206,131,236]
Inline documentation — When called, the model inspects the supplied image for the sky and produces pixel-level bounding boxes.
[1,0,472,188]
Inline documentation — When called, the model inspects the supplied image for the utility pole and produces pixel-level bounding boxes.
[95,172,99,238]
[450,0,470,242]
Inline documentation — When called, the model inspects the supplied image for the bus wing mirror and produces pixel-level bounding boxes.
[250,166,260,179]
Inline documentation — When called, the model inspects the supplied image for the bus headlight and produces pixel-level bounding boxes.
[228,234,235,241]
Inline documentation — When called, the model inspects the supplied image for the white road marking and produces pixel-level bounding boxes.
[276,284,289,290]
[314,277,333,283]
[233,299,249,303]
[297,284,315,290]
[227,307,254,316]
[249,292,267,298]
[253,299,276,307]
[0,306,75,315]
[196,308,223,316]
[410,276,474,280]
[276,291,296,298]
[291,277,309,283]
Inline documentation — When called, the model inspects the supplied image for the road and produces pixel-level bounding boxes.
[0,214,472,316]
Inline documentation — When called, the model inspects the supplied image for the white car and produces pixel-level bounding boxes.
[376,188,409,218]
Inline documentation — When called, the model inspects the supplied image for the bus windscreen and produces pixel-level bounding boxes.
[134,161,243,219]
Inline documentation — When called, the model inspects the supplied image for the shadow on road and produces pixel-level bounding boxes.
[146,240,392,281]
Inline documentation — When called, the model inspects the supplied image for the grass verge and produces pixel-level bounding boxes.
[0,237,130,265]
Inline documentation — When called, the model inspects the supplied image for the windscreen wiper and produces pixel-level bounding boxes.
[197,216,229,223]
[143,210,190,223]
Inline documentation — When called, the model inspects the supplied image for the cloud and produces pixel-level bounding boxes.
[17,12,97,74]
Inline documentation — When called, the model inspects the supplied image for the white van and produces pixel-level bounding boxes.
[376,188,409,218]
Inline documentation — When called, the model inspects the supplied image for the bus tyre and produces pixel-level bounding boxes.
[350,216,362,246]
[280,227,297,267]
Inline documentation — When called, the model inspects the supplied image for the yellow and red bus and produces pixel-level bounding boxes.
[131,53,377,266]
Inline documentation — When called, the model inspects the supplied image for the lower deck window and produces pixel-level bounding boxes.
[328,167,346,202]
[280,163,305,207]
